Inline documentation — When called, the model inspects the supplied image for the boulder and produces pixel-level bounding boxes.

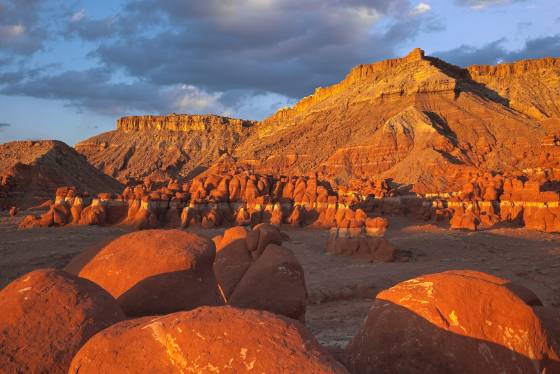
[450,208,479,231]
[235,206,251,225]
[213,226,254,297]
[229,244,307,321]
[70,229,225,316]
[344,270,560,374]
[365,216,389,236]
[214,225,306,321]
[326,228,396,263]
[69,306,348,373]
[270,202,283,225]
[0,269,125,374]
[70,196,84,223]
[288,205,305,226]
[78,199,106,226]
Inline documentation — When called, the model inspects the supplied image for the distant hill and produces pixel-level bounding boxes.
[0,140,123,207]
[235,48,559,192]
[74,49,560,193]
[75,114,256,184]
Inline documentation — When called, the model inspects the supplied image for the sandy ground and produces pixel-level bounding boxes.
[1,213,559,350]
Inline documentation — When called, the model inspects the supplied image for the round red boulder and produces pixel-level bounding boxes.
[0,269,125,374]
[72,229,225,316]
[344,270,559,374]
[69,306,349,373]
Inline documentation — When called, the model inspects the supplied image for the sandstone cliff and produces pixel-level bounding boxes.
[76,115,257,183]
[74,49,560,193]
[468,58,560,121]
[234,49,556,192]
[117,114,255,132]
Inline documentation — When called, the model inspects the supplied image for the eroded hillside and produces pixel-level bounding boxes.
[75,49,560,193]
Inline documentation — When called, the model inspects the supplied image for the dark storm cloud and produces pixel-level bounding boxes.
[0,67,223,116]
[1,0,439,117]
[0,122,10,128]
[66,16,118,42]
[433,34,560,67]
[0,0,47,55]
[91,0,426,98]
[433,39,508,66]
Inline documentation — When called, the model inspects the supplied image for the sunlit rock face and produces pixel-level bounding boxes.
[69,306,349,374]
[65,229,225,317]
[75,114,256,184]
[237,49,559,193]
[344,270,560,374]
[71,50,560,195]
[0,269,125,374]
[467,57,560,120]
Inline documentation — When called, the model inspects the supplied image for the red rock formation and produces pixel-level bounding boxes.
[68,229,225,317]
[213,224,307,321]
[326,230,396,263]
[229,243,307,321]
[468,57,560,120]
[69,306,348,373]
[76,114,256,183]
[63,51,560,194]
[0,140,122,208]
[344,270,560,374]
[236,49,551,193]
[0,269,125,374]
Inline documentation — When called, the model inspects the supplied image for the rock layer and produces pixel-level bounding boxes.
[76,114,256,183]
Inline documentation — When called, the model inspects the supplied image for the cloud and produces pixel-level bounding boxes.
[0,0,48,55]
[433,34,560,66]
[0,66,295,120]
[516,21,532,31]
[89,0,426,98]
[455,0,526,10]
[0,0,442,120]
[0,122,11,129]
[70,9,86,23]
[414,3,432,14]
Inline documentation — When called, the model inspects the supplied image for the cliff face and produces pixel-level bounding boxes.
[76,115,257,183]
[468,57,560,121]
[73,49,560,193]
[117,114,255,132]
[234,49,554,192]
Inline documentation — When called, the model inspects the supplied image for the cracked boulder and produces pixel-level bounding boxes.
[344,270,560,374]
[69,306,348,373]
[213,224,307,321]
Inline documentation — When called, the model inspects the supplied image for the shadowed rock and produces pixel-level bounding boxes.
[68,229,225,317]
[344,270,560,373]
[0,269,125,374]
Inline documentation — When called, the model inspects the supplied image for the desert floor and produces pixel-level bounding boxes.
[1,213,559,349]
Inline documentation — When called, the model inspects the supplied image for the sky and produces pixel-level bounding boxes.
[0,0,559,145]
